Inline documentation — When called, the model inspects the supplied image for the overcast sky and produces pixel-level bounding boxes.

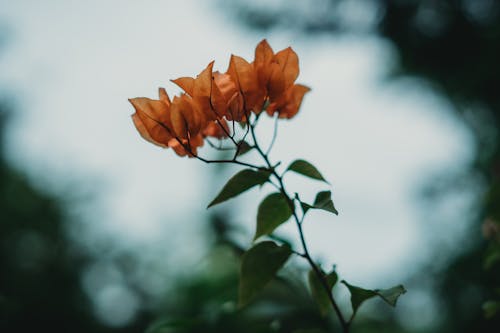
[0,0,475,288]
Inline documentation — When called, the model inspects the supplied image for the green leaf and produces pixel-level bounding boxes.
[376,285,407,306]
[254,192,293,240]
[483,300,500,319]
[145,319,193,333]
[207,169,270,208]
[484,244,500,270]
[342,281,377,317]
[308,268,338,315]
[293,330,327,333]
[342,281,406,318]
[237,141,253,156]
[300,191,338,216]
[287,159,328,183]
[313,191,338,215]
[239,241,291,307]
[300,201,313,214]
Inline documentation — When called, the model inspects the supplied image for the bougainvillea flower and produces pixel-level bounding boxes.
[130,39,309,157]
[251,39,307,118]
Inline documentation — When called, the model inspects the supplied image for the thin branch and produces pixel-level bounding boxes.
[266,114,279,155]
[266,179,281,192]
[206,138,236,151]
[292,250,307,258]
[248,120,349,333]
[192,154,266,170]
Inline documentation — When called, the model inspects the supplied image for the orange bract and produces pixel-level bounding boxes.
[130,39,309,157]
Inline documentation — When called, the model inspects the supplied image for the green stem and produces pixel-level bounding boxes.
[196,113,349,332]
[248,120,349,333]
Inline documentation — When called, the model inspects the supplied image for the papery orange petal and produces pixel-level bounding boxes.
[129,97,174,146]
[168,138,189,157]
[193,61,214,98]
[226,92,244,121]
[211,72,239,117]
[170,96,189,138]
[266,84,310,119]
[184,97,203,135]
[178,94,206,137]
[227,56,257,94]
[254,39,275,87]
[203,119,229,138]
[267,62,287,100]
[213,72,237,101]
[171,77,195,96]
[131,113,168,148]
[254,39,274,68]
[210,83,228,117]
[158,87,171,106]
[189,133,204,151]
[280,84,310,119]
[227,55,264,112]
[274,47,299,89]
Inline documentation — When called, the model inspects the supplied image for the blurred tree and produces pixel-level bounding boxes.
[0,21,166,330]
[0,102,152,331]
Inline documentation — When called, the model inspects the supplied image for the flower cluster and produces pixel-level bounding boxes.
[129,39,310,157]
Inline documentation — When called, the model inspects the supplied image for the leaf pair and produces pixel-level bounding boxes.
[342,281,406,320]
[300,191,338,216]
[287,160,338,216]
[307,268,406,320]
[207,159,329,210]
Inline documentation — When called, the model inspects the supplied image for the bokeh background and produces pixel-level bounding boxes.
[1,0,499,332]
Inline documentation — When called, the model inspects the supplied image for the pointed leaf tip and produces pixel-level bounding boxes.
[375,285,407,306]
[342,281,406,318]
[287,159,329,183]
[236,140,253,156]
[299,191,339,217]
[207,169,270,208]
[313,191,338,215]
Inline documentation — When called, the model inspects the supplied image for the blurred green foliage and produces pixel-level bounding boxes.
[0,104,152,332]
[146,215,409,333]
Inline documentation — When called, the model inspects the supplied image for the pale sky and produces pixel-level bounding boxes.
[1,0,474,297]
